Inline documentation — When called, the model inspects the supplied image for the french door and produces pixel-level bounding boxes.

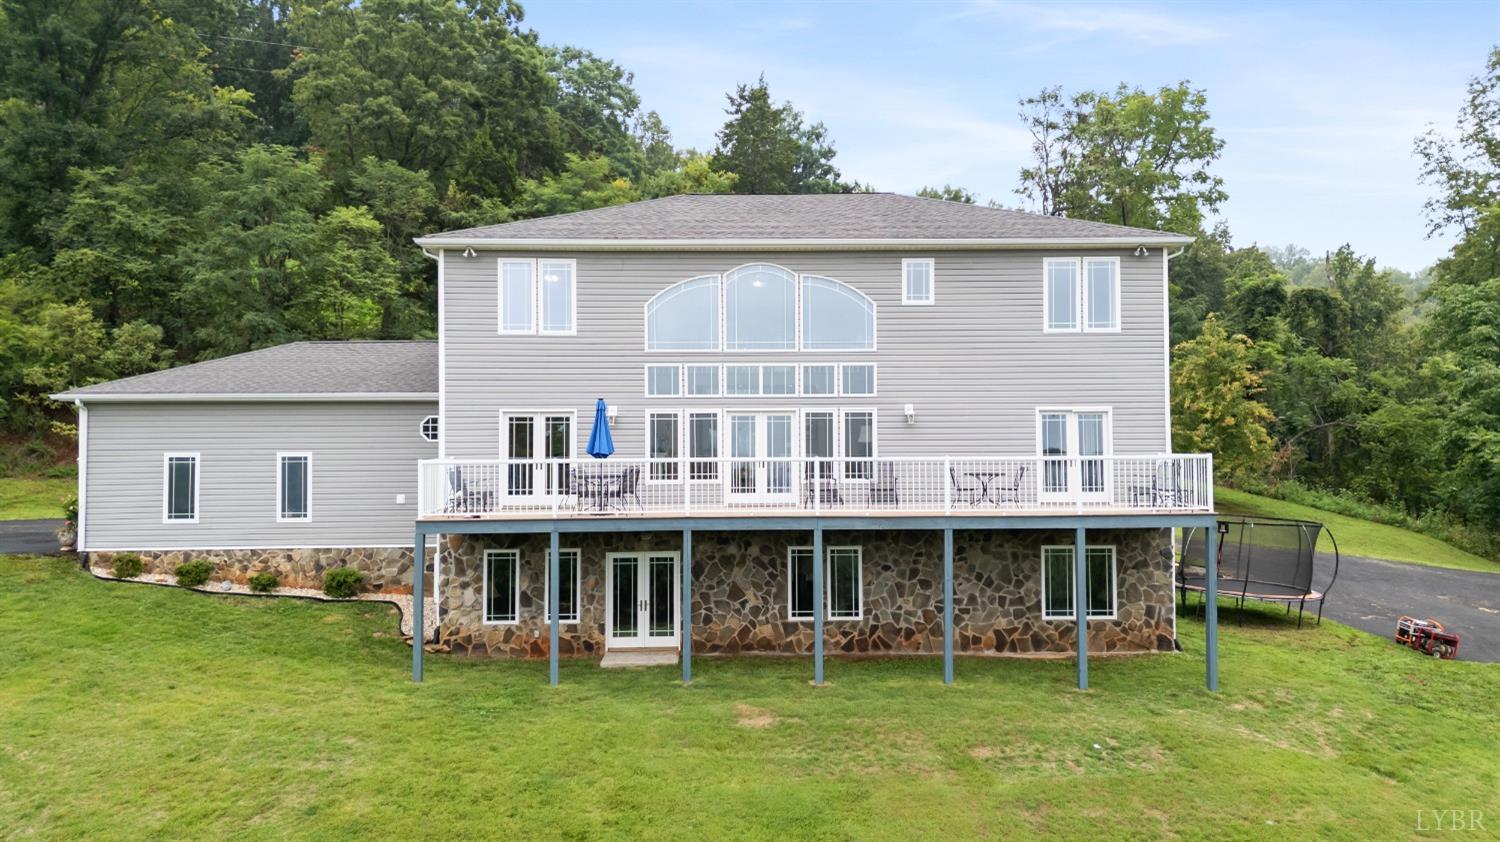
[503,413,573,499]
[1039,410,1111,504]
[605,552,679,649]
[726,412,796,504]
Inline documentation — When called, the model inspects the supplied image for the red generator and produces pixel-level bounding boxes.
[1395,616,1461,660]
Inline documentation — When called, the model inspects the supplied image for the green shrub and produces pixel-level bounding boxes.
[247,571,279,593]
[175,559,214,588]
[111,553,144,579]
[62,494,78,524]
[322,567,364,599]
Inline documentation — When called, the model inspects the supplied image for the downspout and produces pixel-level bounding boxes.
[1162,246,1187,648]
[75,399,87,567]
[419,246,443,629]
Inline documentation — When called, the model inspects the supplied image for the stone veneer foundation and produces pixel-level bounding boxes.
[436,528,1175,659]
[87,547,433,593]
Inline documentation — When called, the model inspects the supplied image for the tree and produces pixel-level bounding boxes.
[917,185,976,203]
[513,154,637,218]
[1016,82,1226,234]
[712,76,843,194]
[549,46,644,178]
[639,152,738,199]
[1171,315,1276,481]
[1414,47,1500,240]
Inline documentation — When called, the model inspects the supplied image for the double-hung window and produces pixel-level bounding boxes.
[902,258,934,305]
[1044,257,1119,332]
[787,546,863,620]
[545,549,581,623]
[163,453,199,523]
[1041,545,1117,620]
[498,258,576,335]
[277,453,311,522]
[484,549,520,624]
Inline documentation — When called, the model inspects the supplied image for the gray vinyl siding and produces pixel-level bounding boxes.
[83,401,437,550]
[440,249,1170,460]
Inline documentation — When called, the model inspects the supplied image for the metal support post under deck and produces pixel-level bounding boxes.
[942,527,954,685]
[682,528,693,685]
[1205,524,1219,692]
[813,523,824,686]
[1074,525,1087,691]
[549,527,560,687]
[412,525,424,683]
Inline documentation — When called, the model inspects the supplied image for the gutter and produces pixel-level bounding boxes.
[50,392,439,403]
[411,235,1197,252]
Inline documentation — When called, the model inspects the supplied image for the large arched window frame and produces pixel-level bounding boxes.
[645,263,876,352]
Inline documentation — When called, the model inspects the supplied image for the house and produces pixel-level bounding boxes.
[56,193,1225,689]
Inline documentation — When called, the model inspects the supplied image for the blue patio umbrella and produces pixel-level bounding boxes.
[586,398,615,459]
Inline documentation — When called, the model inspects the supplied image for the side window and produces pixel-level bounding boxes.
[787,546,863,620]
[277,453,311,522]
[164,453,199,523]
[1084,258,1119,331]
[497,258,576,335]
[1044,258,1079,332]
[645,365,680,397]
[499,260,535,334]
[1045,257,1120,332]
[419,415,439,442]
[484,549,520,623]
[902,258,934,305]
[539,260,576,334]
[648,411,680,481]
[545,549,581,623]
[1041,545,1117,619]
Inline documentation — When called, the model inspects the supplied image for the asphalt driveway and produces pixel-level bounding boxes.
[1318,554,1500,663]
[0,519,66,556]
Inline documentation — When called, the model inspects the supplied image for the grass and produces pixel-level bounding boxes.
[0,475,73,520]
[2,555,1497,839]
[1216,486,1498,573]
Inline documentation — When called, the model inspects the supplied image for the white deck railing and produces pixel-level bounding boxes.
[417,454,1213,519]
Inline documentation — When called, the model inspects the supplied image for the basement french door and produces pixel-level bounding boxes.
[726,411,796,505]
[605,552,679,649]
[503,412,574,500]
[1039,409,1111,504]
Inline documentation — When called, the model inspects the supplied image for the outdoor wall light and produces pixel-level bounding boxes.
[606,404,619,422]
[462,247,477,258]
[904,403,916,424]
[1134,245,1149,257]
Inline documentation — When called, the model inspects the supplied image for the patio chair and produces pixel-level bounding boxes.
[604,465,643,510]
[446,466,485,514]
[869,461,900,506]
[993,465,1027,505]
[948,466,980,507]
[802,461,843,508]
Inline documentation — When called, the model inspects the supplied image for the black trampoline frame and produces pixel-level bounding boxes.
[1177,515,1341,628]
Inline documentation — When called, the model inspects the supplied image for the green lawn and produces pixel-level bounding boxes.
[2,555,1496,839]
[0,475,74,520]
[1215,486,1498,573]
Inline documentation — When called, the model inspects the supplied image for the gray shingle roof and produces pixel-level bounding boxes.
[418,193,1191,244]
[55,341,437,399]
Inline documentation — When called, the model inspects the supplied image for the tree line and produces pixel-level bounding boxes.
[3,3,1498,554]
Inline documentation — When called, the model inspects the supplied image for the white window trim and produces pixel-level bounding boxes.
[162,452,200,524]
[644,409,683,484]
[801,363,838,396]
[1040,545,1118,621]
[684,364,721,397]
[723,363,763,396]
[496,409,579,462]
[839,363,878,397]
[1042,256,1081,333]
[537,258,579,336]
[419,415,439,443]
[482,549,521,625]
[643,364,682,398]
[786,545,864,621]
[275,452,312,523]
[496,257,577,336]
[643,263,877,353]
[685,409,723,483]
[901,257,935,306]
[497,258,536,335]
[1083,256,1122,333]
[838,407,878,482]
[1034,407,1115,456]
[544,548,582,624]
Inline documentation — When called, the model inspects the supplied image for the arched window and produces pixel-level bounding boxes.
[724,264,797,351]
[802,275,876,351]
[646,275,719,350]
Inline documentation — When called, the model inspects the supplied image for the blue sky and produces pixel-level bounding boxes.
[526,0,1499,272]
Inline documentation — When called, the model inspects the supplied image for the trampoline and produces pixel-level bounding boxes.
[1178,516,1340,627]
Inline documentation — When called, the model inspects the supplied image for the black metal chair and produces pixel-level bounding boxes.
[605,465,642,511]
[994,465,1027,505]
[869,461,900,506]
[948,466,980,506]
[802,461,843,508]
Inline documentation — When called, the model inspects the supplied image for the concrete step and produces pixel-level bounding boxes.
[599,648,679,668]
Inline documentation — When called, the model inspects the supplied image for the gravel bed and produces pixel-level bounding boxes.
[88,566,439,641]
